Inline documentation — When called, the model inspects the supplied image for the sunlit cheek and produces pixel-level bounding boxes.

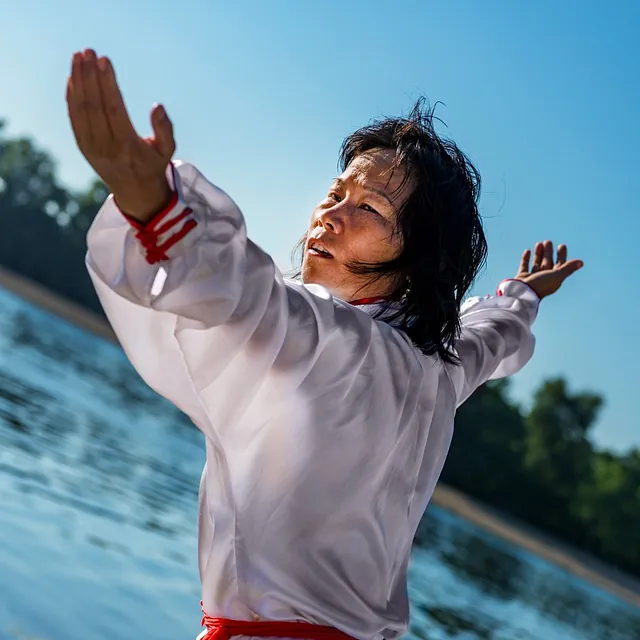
[351,222,400,264]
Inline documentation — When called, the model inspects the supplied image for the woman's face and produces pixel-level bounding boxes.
[302,150,412,302]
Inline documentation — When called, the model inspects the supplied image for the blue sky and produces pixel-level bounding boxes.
[1,0,638,451]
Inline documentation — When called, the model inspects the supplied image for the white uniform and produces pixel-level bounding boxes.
[86,162,539,640]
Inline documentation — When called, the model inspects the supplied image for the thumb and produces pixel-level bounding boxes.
[556,259,584,281]
[151,104,176,160]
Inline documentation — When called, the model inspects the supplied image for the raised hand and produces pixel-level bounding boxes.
[515,240,583,300]
[66,49,175,222]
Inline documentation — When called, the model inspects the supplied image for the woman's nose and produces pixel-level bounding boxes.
[319,203,347,233]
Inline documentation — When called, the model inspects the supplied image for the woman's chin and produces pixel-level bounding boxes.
[301,261,348,299]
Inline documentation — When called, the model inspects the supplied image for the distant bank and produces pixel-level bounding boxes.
[1,265,639,610]
[0,266,115,341]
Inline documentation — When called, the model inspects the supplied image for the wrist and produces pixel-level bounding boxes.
[500,278,542,301]
[513,277,544,300]
[113,176,174,223]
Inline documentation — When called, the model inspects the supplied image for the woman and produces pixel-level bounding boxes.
[67,49,583,640]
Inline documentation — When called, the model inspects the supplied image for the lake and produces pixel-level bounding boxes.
[0,286,638,640]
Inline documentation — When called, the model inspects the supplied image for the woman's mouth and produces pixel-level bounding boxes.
[308,242,333,258]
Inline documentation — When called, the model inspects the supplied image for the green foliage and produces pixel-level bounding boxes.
[577,449,640,566]
[0,120,638,578]
[0,120,106,312]
[446,375,640,577]
[442,379,526,513]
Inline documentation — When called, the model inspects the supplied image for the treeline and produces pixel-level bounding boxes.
[0,120,106,313]
[1,122,639,577]
[442,378,640,575]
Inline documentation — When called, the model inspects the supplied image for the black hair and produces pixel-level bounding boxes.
[296,99,487,364]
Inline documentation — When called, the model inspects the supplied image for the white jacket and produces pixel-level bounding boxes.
[86,161,539,640]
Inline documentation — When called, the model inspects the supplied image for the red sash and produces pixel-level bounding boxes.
[200,607,358,640]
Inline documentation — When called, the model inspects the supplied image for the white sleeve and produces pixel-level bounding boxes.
[450,279,540,406]
[86,161,379,437]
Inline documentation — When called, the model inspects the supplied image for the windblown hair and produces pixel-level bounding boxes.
[297,99,488,364]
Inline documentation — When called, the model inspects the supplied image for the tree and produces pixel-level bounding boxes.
[443,379,527,512]
[0,120,106,313]
[522,378,603,543]
[577,449,640,571]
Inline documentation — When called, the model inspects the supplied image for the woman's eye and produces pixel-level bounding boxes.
[329,192,341,202]
[361,203,379,215]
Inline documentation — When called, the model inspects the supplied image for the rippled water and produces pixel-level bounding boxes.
[0,286,638,640]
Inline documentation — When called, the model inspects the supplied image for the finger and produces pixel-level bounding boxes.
[82,49,111,150]
[98,56,137,141]
[81,49,111,146]
[541,240,554,270]
[556,244,567,266]
[518,249,531,275]
[150,104,176,160]
[67,52,92,150]
[556,259,584,281]
[531,242,544,273]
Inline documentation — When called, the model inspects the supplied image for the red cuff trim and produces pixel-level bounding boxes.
[118,181,197,264]
[121,188,180,232]
[135,210,197,264]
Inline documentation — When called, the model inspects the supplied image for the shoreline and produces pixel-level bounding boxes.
[1,267,639,609]
[430,484,640,608]
[0,267,115,342]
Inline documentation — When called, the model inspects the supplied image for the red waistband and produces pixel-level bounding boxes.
[201,607,357,640]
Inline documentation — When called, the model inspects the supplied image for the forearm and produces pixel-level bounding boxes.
[87,161,261,322]
[453,279,539,405]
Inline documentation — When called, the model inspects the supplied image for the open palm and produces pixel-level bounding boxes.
[66,49,175,220]
[515,241,583,300]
